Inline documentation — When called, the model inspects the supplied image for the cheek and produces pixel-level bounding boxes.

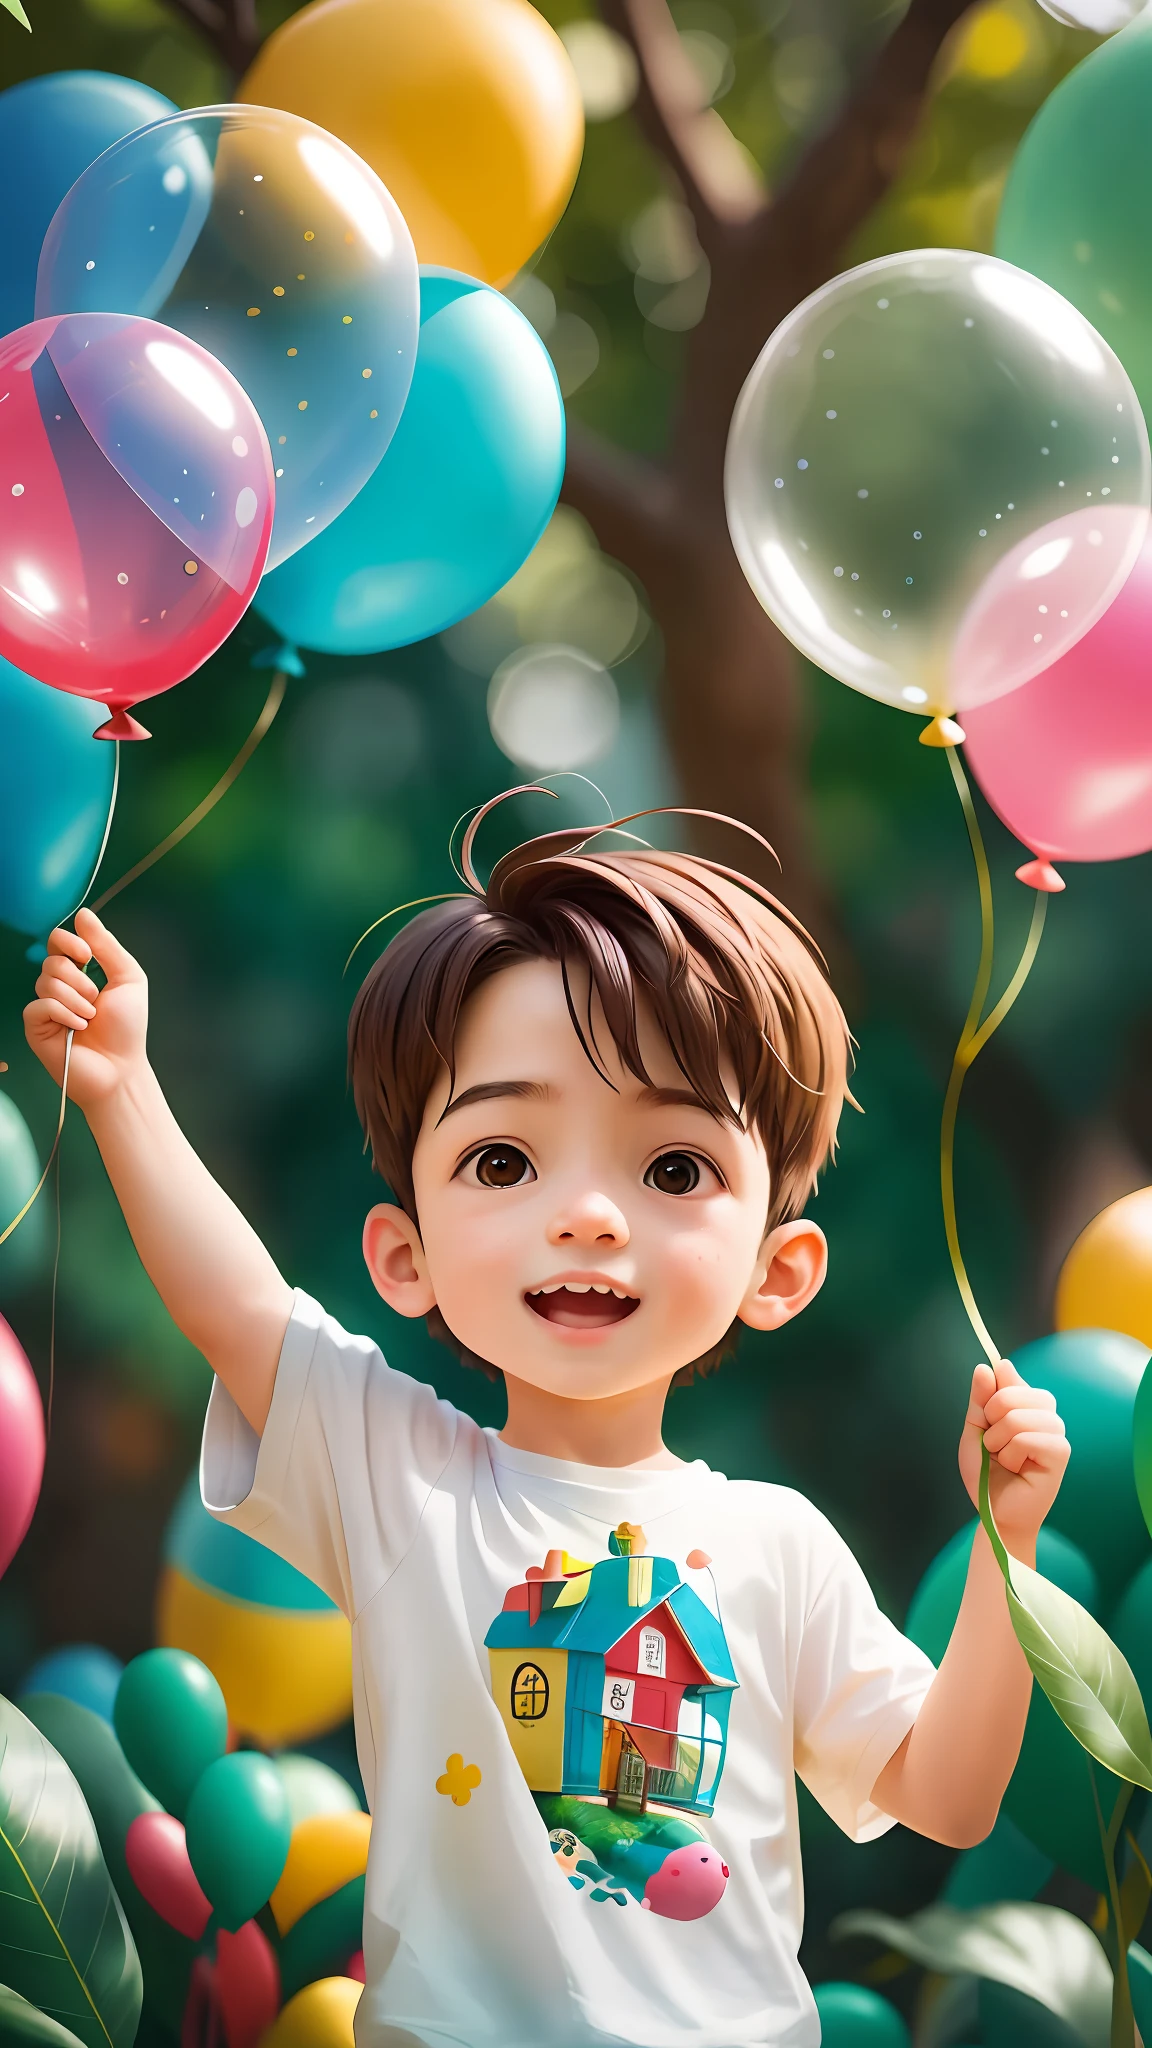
[421,1193,531,1303]
[649,1205,759,1309]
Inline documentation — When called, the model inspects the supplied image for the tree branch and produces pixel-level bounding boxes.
[599,0,765,242]
[562,422,678,585]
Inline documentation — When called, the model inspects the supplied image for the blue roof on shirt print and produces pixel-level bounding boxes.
[485,1554,735,1682]
[165,1472,338,1612]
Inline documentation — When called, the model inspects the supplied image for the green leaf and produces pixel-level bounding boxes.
[1004,1560,1152,1793]
[0,1696,141,2048]
[831,1901,1112,2048]
[0,1985,88,2048]
[0,0,30,27]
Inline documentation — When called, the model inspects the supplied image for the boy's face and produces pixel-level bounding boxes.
[364,957,826,1400]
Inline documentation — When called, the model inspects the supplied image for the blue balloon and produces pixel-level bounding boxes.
[0,658,114,942]
[164,1471,337,1614]
[255,268,565,654]
[0,72,175,340]
[21,1643,124,1724]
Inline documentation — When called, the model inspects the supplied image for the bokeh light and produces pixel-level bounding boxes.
[487,645,620,771]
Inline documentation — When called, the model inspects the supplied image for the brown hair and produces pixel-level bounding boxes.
[349,796,853,1386]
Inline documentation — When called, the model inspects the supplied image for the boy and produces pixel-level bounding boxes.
[26,808,1068,2048]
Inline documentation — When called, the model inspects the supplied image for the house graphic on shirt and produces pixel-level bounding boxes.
[485,1533,738,1817]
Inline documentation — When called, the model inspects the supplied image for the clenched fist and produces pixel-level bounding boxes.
[24,909,149,1111]
[958,1357,1069,1549]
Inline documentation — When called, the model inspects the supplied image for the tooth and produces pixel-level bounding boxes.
[610,1287,627,1300]
[566,1283,592,1294]
[592,1284,610,1294]
[541,1282,563,1294]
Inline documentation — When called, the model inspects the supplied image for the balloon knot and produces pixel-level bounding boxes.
[919,715,967,748]
[1015,858,1065,894]
[94,706,151,741]
[253,642,306,678]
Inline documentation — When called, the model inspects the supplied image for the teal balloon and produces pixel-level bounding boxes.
[980,1982,1083,2048]
[184,1751,291,1933]
[906,1521,1117,1886]
[0,656,115,943]
[942,1811,1053,1909]
[1109,1558,1152,1710]
[255,268,565,655]
[278,1876,365,1999]
[812,1983,910,2045]
[20,1645,123,1725]
[997,21,1152,420]
[165,1470,336,1612]
[1011,1330,1150,1602]
[0,73,175,340]
[0,1092,47,1298]
[113,1648,227,1821]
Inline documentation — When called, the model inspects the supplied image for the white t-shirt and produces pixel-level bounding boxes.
[201,1291,934,2048]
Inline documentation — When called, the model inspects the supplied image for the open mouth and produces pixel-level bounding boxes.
[525,1282,640,1329]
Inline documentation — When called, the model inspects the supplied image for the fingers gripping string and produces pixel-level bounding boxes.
[940,744,1048,1368]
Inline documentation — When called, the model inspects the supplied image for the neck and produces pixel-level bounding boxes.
[498,1372,681,1468]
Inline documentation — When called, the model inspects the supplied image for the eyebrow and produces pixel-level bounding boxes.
[437,1079,552,1125]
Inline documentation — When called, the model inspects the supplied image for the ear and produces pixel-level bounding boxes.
[737,1219,827,1333]
[363,1203,437,1318]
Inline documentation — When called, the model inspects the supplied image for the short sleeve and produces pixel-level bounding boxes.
[793,1511,936,1841]
[200,1289,459,1619]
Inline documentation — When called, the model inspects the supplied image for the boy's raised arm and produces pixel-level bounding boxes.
[870,1358,1070,1847]
[23,907,293,1436]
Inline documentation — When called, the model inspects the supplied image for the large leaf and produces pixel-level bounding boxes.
[831,1901,1112,2048]
[0,1,29,25]
[0,1696,141,2048]
[0,1986,87,2048]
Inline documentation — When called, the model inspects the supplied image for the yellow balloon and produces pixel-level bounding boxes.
[239,0,584,287]
[157,1566,352,1747]
[1056,1187,1152,1349]
[271,1811,373,1936]
[260,1978,360,2048]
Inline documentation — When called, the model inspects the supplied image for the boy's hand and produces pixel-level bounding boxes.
[958,1358,1069,1550]
[23,909,148,1111]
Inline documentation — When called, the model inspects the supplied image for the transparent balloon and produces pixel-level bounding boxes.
[0,313,274,739]
[724,250,1150,719]
[36,105,419,570]
[1035,0,1144,32]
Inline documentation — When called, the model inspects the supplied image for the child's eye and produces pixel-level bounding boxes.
[467,1145,536,1189]
[644,1152,702,1196]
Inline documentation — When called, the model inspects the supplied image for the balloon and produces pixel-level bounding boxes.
[216,1921,280,2048]
[0,313,273,740]
[239,0,583,287]
[21,1644,123,1724]
[1133,1356,1152,1541]
[277,1879,365,2002]
[114,1648,228,1820]
[0,1092,47,1297]
[1056,1188,1152,1350]
[906,1520,1118,1885]
[158,1473,351,1746]
[812,1983,910,2045]
[255,267,564,654]
[0,1314,44,1578]
[963,528,1152,866]
[724,250,1149,721]
[1036,0,1142,28]
[997,20,1152,425]
[37,106,418,572]
[270,1812,371,1935]
[1110,1558,1152,1711]
[942,1811,1053,1909]
[274,1755,361,1828]
[0,656,115,940]
[0,73,176,341]
[1012,1330,1151,1601]
[184,1751,292,1933]
[259,1977,360,2048]
[124,1812,212,1940]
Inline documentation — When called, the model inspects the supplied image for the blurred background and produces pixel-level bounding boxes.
[2,0,1150,1992]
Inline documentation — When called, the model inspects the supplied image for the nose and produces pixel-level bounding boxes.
[547,1187,630,1250]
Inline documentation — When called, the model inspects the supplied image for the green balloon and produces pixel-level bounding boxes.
[942,1811,1053,1909]
[278,1876,365,2000]
[812,1983,910,2045]
[113,1649,227,1821]
[1008,1332,1150,1604]
[980,1981,1083,2047]
[906,1520,1118,1887]
[184,1751,291,1934]
[1132,1358,1152,1542]
[997,21,1152,421]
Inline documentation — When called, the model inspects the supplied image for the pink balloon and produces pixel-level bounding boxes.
[951,504,1148,713]
[964,526,1152,865]
[0,1315,44,1578]
[0,313,273,741]
[216,1921,280,2048]
[125,1810,212,1939]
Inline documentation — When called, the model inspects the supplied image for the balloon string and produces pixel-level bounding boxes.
[0,672,288,1266]
[940,744,1048,1366]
